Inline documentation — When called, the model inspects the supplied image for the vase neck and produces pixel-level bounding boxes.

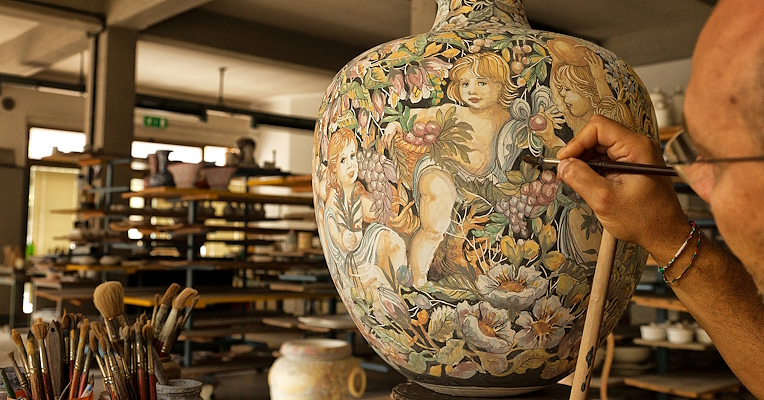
[431,0,531,31]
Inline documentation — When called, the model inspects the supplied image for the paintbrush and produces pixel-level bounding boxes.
[522,155,677,176]
[31,319,54,400]
[154,283,180,333]
[26,335,44,400]
[165,294,200,356]
[77,344,92,398]
[90,332,115,400]
[11,329,29,374]
[121,326,134,393]
[7,351,31,400]
[135,321,148,400]
[69,318,89,400]
[94,281,130,348]
[151,294,160,327]
[60,310,71,391]
[0,368,16,399]
[158,288,197,356]
[143,325,157,400]
[93,321,132,400]
[69,323,77,383]
[150,346,168,385]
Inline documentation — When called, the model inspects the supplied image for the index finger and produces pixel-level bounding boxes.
[555,115,642,161]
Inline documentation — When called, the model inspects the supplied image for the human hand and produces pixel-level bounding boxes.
[556,115,690,253]
[382,121,402,150]
[342,229,360,251]
[583,51,606,81]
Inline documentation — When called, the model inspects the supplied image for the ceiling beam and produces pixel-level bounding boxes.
[0,24,89,76]
[0,0,102,32]
[142,9,368,73]
[106,0,214,30]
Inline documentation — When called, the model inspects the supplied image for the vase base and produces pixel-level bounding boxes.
[394,382,568,399]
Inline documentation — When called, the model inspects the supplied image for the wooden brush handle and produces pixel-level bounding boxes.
[78,369,89,397]
[69,369,81,399]
[42,372,54,400]
[69,359,75,382]
[149,373,157,400]
[29,373,44,400]
[138,367,148,400]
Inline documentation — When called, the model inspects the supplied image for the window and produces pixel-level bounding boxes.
[28,128,86,160]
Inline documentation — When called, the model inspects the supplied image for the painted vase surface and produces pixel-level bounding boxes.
[312,0,655,396]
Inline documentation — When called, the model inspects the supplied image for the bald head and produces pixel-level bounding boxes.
[689,0,764,145]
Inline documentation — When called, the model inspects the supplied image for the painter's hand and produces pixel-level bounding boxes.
[556,115,689,253]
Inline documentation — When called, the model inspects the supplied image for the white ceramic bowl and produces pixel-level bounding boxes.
[695,327,712,344]
[639,324,667,341]
[612,346,652,364]
[666,326,694,344]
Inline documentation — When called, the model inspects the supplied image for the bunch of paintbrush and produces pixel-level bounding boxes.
[154,287,199,357]
[90,281,198,400]
[7,312,86,400]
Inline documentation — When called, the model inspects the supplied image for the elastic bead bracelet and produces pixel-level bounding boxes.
[663,231,701,284]
[658,221,697,275]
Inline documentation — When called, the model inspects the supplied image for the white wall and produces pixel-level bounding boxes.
[633,58,693,96]
[0,85,87,166]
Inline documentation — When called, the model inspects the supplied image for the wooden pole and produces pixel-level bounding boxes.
[569,230,618,400]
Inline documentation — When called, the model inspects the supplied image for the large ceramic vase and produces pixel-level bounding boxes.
[312,0,656,396]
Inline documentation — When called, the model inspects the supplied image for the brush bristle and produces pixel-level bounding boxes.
[31,321,48,341]
[173,288,198,310]
[79,319,90,337]
[93,281,124,319]
[61,310,70,329]
[25,338,35,359]
[7,352,15,362]
[90,321,110,353]
[143,325,153,342]
[89,334,98,355]
[11,329,22,346]
[161,283,181,306]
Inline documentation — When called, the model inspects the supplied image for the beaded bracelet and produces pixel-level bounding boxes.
[662,231,701,284]
[658,221,698,275]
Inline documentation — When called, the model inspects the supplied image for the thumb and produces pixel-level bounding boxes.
[557,158,614,213]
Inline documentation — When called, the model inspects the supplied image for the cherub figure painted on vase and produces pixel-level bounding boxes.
[315,128,409,302]
[384,52,517,286]
[548,37,634,135]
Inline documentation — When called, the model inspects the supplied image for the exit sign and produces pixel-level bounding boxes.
[143,116,168,129]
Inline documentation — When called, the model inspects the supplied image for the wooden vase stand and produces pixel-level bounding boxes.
[391,383,572,399]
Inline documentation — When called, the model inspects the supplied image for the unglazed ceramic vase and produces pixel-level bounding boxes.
[312,0,656,396]
[268,339,366,400]
[148,150,175,187]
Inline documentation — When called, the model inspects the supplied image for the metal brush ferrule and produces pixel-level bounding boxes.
[104,314,129,344]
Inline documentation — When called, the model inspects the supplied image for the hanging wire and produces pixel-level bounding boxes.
[218,66,227,106]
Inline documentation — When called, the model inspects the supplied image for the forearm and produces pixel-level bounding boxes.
[649,234,764,397]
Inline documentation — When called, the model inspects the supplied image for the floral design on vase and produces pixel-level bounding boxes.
[312,0,655,396]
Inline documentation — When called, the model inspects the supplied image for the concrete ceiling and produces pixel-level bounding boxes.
[0,0,715,113]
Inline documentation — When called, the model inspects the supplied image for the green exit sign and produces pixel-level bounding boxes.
[143,116,168,129]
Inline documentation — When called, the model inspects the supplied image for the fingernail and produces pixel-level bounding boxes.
[557,159,570,179]
[555,145,568,159]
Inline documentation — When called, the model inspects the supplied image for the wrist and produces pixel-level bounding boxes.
[644,218,694,266]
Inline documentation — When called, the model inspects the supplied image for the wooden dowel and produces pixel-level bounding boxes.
[569,229,618,400]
